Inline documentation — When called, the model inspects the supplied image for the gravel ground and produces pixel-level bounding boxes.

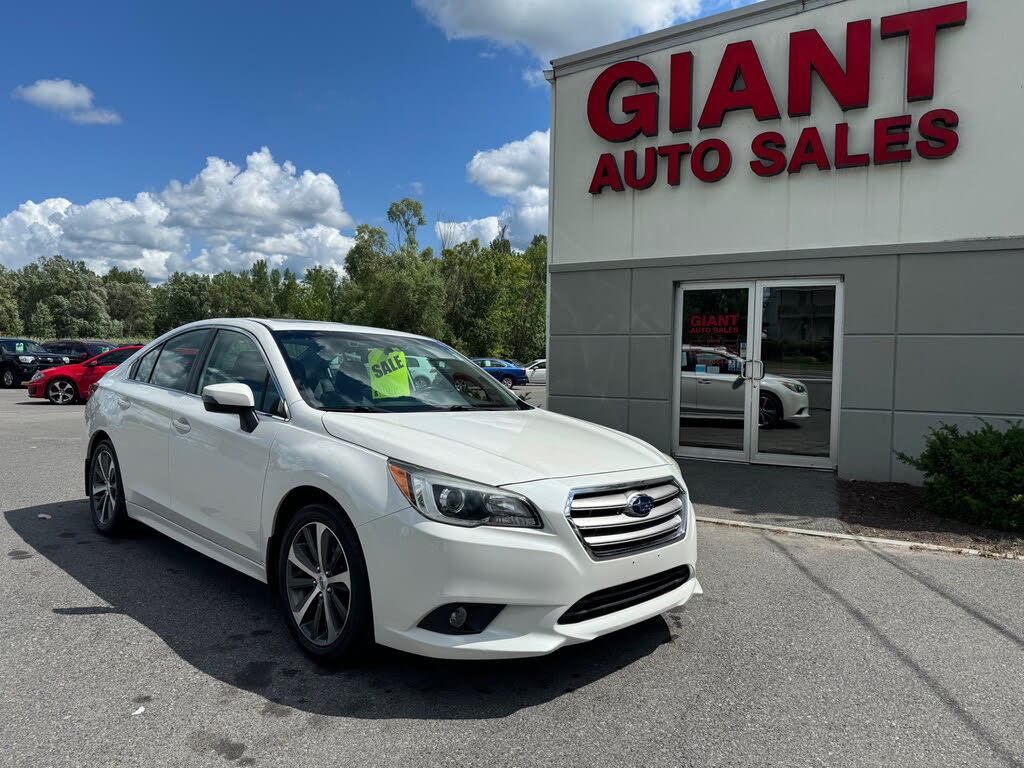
[2,389,1024,768]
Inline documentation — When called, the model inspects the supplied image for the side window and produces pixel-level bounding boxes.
[96,347,137,367]
[537,361,546,370]
[150,330,211,391]
[132,345,161,382]
[198,330,282,415]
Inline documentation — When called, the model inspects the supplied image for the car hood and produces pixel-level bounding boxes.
[321,408,671,486]
[763,373,806,388]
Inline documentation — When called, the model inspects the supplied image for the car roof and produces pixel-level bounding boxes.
[242,318,427,338]
[1,337,33,343]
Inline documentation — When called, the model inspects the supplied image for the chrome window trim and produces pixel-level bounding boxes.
[125,323,291,422]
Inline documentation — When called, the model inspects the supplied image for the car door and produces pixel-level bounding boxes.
[107,330,212,518]
[533,361,547,384]
[168,328,285,562]
[694,352,745,416]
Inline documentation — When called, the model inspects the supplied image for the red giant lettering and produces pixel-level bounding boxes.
[587,61,659,142]
[698,40,780,129]
[880,2,968,101]
[788,20,872,117]
[916,108,960,159]
[874,115,913,164]
[589,153,624,194]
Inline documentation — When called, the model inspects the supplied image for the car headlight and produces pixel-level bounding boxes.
[781,382,806,393]
[62,356,70,364]
[387,460,542,529]
[18,355,34,363]
[30,371,44,382]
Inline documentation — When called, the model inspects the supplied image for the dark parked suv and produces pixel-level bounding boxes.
[42,339,116,365]
[0,338,69,388]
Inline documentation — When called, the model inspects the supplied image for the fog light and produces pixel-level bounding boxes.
[449,606,468,629]
[417,603,505,635]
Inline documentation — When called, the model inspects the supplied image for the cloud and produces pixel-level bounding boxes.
[12,78,123,125]
[435,216,502,248]
[443,130,549,248]
[410,181,424,195]
[414,0,702,63]
[0,147,356,279]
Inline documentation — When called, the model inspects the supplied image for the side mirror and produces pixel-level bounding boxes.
[202,382,258,432]
[84,360,97,368]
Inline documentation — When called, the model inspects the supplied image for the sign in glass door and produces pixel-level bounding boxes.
[675,279,842,467]
[677,285,753,456]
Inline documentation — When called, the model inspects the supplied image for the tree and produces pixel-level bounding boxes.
[105,282,154,338]
[0,266,21,335]
[17,255,113,336]
[387,197,426,253]
[102,266,149,286]
[152,272,211,334]
[25,303,55,339]
[439,239,501,355]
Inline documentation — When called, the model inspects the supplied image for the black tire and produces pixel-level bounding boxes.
[758,391,783,428]
[277,503,373,664]
[413,375,430,389]
[500,375,515,389]
[0,367,16,388]
[88,440,132,536]
[47,377,79,405]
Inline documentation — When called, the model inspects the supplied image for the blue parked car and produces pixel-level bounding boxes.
[471,358,530,388]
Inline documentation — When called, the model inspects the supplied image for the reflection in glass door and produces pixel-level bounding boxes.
[677,284,753,456]
[675,278,843,468]
[752,281,840,463]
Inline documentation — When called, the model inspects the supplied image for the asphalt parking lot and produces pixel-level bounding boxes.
[2,388,1023,767]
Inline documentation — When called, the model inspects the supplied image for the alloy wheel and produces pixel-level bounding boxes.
[285,522,352,647]
[501,375,514,388]
[48,380,76,405]
[2,369,13,387]
[758,393,780,427]
[90,448,119,526]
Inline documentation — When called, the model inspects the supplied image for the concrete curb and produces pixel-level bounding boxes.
[695,516,1023,560]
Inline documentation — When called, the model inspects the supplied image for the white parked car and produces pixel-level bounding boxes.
[85,320,699,661]
[680,345,810,427]
[525,358,547,384]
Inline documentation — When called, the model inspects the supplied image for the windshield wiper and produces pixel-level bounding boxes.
[447,404,517,411]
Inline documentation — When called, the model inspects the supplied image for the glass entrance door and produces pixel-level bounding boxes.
[751,280,841,466]
[674,279,843,467]
[675,283,755,459]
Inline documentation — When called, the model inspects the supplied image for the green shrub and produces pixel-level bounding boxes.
[898,421,1024,532]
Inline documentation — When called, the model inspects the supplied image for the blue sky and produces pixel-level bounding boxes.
[0,0,755,279]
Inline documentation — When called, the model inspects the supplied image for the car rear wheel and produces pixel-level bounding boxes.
[89,440,132,536]
[758,392,783,428]
[277,503,373,663]
[1,367,15,388]
[500,375,515,389]
[47,378,78,405]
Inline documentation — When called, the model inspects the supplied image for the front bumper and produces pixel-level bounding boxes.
[357,466,699,659]
[27,380,44,397]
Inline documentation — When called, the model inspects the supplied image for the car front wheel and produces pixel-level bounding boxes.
[1,367,15,388]
[277,503,373,663]
[89,440,132,535]
[500,375,515,388]
[47,378,78,405]
[758,391,783,428]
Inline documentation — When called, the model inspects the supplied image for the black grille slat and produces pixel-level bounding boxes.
[558,565,691,624]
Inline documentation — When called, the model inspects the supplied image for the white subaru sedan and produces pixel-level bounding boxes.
[84,319,699,661]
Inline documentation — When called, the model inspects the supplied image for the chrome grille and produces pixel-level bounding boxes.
[565,478,687,559]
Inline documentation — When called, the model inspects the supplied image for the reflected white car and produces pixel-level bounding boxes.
[680,346,810,427]
[85,320,699,662]
[525,358,547,384]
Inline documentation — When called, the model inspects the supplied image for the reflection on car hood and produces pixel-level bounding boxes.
[321,408,670,486]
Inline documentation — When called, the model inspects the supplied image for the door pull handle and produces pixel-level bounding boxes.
[115,397,131,409]
[172,416,191,434]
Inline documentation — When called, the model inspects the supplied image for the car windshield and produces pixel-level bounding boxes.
[86,343,115,355]
[273,330,525,413]
[2,339,46,354]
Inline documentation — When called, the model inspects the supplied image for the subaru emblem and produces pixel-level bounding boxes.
[625,493,654,518]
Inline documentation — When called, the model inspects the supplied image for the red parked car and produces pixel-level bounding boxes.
[28,345,142,404]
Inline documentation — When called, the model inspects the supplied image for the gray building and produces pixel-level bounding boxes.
[544,0,1022,482]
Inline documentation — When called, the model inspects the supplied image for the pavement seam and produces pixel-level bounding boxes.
[695,516,1023,560]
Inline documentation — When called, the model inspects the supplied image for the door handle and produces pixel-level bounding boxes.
[115,397,131,410]
[172,416,191,434]
[698,379,712,384]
